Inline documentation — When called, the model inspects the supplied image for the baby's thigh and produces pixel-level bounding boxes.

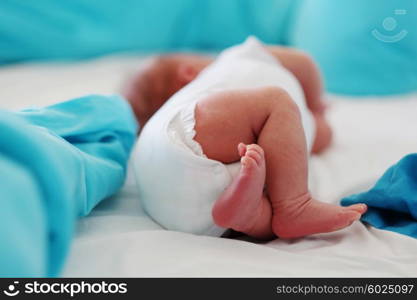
[194,87,278,163]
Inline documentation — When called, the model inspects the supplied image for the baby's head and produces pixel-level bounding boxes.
[124,54,212,126]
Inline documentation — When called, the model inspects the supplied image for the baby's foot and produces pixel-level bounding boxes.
[272,194,367,239]
[212,143,267,233]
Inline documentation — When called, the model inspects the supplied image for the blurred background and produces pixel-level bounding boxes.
[0,0,416,96]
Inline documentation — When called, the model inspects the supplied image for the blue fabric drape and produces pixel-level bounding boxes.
[0,95,137,276]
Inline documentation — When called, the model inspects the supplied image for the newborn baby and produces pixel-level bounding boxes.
[126,37,367,240]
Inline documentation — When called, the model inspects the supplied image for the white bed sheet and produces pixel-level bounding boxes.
[1,55,417,277]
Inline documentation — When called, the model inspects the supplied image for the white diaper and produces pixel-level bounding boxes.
[132,37,315,236]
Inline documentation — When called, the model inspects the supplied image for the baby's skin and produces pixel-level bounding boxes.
[124,46,367,240]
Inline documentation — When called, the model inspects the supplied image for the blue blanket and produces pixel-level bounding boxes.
[341,154,417,238]
[0,95,137,277]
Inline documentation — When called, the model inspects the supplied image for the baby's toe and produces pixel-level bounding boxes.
[246,149,262,166]
[333,210,361,231]
[246,144,265,158]
[347,203,367,214]
[241,156,257,172]
[238,143,247,157]
[342,210,361,223]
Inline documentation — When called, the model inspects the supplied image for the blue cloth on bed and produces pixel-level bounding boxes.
[341,154,417,238]
[0,95,137,277]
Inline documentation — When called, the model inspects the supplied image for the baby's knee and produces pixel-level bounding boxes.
[260,86,301,116]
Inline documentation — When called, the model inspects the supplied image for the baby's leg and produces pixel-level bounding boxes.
[267,46,325,115]
[267,46,332,154]
[194,87,367,239]
[312,113,332,154]
[195,88,275,239]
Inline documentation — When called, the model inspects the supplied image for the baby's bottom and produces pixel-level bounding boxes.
[194,87,367,239]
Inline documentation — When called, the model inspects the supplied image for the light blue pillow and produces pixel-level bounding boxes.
[0,0,297,63]
[0,0,197,63]
[289,0,417,96]
[192,0,300,48]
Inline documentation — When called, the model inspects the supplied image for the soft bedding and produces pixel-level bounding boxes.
[1,55,417,277]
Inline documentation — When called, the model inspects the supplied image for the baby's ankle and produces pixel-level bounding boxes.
[272,191,312,213]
